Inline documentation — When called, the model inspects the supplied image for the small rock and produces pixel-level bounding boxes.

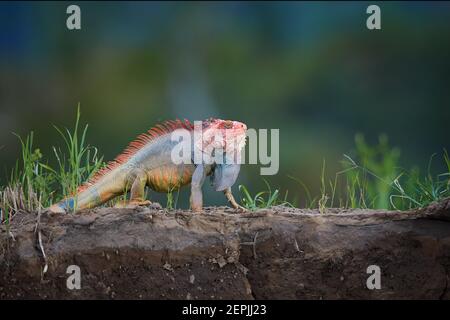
[163,262,174,272]
[149,202,163,210]
[189,274,195,284]
[217,256,227,268]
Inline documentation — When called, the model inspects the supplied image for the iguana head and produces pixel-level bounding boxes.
[199,118,247,156]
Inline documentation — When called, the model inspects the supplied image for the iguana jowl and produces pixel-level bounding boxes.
[48,118,247,213]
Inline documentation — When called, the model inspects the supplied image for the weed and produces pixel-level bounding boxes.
[288,135,449,212]
[0,105,104,220]
[50,105,104,205]
[287,175,317,208]
[239,179,292,210]
[340,136,449,210]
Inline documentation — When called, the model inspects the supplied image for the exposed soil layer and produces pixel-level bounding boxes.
[1,199,450,299]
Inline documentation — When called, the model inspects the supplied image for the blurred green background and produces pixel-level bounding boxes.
[0,1,449,207]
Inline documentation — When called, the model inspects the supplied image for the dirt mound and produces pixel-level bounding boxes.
[1,200,450,299]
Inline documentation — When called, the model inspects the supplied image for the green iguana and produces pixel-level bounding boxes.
[48,118,247,213]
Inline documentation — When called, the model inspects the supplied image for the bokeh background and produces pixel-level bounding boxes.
[1,1,449,207]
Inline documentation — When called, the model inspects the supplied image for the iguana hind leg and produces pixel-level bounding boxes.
[129,172,150,204]
[115,171,158,208]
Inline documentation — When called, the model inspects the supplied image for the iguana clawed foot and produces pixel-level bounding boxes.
[233,204,247,213]
[224,188,247,213]
[47,204,67,215]
[190,187,247,213]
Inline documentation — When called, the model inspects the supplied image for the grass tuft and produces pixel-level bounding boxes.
[1,105,105,222]
[239,179,292,210]
[49,104,104,210]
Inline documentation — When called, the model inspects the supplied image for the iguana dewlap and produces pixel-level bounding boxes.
[48,118,247,213]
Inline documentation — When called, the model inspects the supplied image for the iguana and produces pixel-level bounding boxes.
[48,118,247,214]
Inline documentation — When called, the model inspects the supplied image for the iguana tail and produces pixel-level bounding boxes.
[48,168,127,213]
[48,187,102,213]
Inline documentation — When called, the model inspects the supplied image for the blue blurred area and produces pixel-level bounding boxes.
[0,1,449,206]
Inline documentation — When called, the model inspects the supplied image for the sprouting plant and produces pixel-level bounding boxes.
[289,134,449,212]
[287,175,317,209]
[8,132,55,211]
[166,188,175,210]
[164,167,183,210]
[0,191,10,231]
[341,148,450,211]
[317,159,329,213]
[47,105,104,207]
[389,151,450,210]
[350,134,400,209]
[0,105,105,219]
[239,179,292,210]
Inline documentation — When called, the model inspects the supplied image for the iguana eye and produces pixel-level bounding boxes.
[223,121,233,129]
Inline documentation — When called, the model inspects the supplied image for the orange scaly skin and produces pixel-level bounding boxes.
[48,118,247,213]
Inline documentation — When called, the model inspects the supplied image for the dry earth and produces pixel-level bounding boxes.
[1,199,450,299]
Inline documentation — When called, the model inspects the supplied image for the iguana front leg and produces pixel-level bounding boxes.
[224,187,246,211]
[211,163,246,211]
[190,164,207,212]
